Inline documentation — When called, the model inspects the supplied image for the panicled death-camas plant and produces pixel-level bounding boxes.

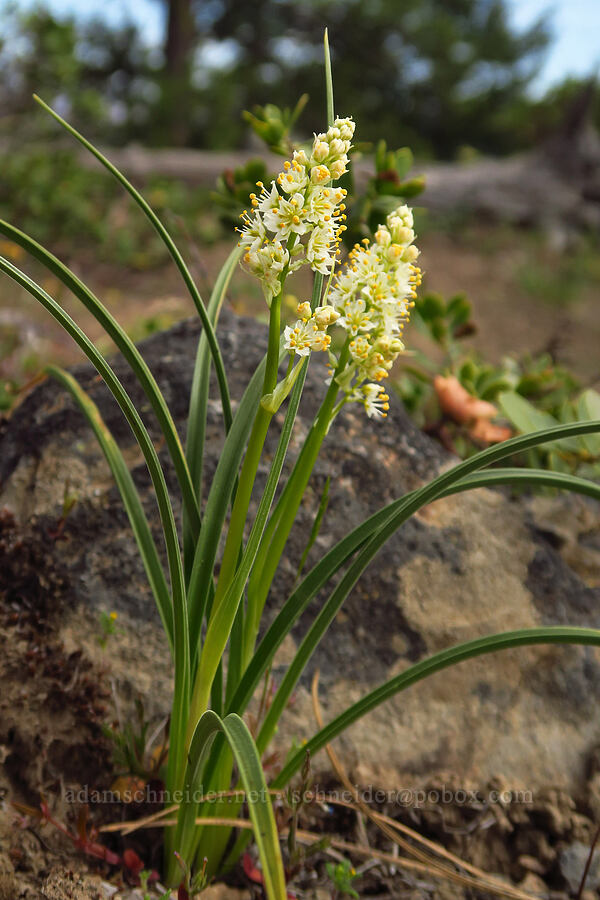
[4,31,600,900]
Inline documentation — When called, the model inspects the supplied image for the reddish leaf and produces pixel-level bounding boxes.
[123,848,145,876]
[243,852,264,885]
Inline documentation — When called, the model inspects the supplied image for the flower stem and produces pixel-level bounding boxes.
[243,342,350,662]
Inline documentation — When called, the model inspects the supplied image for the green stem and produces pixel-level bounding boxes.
[243,343,349,660]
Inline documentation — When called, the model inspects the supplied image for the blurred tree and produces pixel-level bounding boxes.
[0,6,154,143]
[160,0,196,143]
[183,0,551,157]
[0,0,564,158]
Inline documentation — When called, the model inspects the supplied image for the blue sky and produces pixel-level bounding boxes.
[13,0,600,96]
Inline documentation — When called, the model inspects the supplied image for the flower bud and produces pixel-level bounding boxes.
[375,335,392,354]
[296,301,311,319]
[329,159,347,179]
[314,304,340,328]
[374,227,391,247]
[293,148,309,167]
[328,138,346,158]
[402,245,420,262]
[395,226,413,244]
[334,117,355,141]
[312,140,329,163]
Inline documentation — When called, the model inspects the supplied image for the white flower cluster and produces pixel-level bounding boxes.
[327,206,421,418]
[237,117,355,303]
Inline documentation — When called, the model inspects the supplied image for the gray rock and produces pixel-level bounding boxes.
[558,842,600,893]
[2,309,600,792]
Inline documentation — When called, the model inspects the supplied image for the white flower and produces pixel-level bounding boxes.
[305,185,345,225]
[237,211,266,252]
[284,318,331,356]
[359,384,390,418]
[263,192,308,239]
[257,183,280,215]
[243,241,289,303]
[307,224,336,275]
[237,113,354,304]
[277,160,309,194]
[324,203,421,417]
[337,297,374,335]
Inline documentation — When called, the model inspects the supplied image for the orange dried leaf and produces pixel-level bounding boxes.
[434,375,498,424]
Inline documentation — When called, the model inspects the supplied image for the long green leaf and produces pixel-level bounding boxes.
[45,365,172,649]
[171,711,286,900]
[324,28,335,126]
[227,464,600,726]
[257,424,600,751]
[184,245,242,579]
[221,715,286,900]
[441,467,600,499]
[0,255,190,810]
[272,626,600,788]
[0,218,200,541]
[34,94,233,433]
[187,246,242,500]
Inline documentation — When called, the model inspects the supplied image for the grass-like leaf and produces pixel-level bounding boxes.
[171,711,286,900]
[33,94,233,433]
[256,424,600,751]
[0,218,200,541]
[0,254,191,815]
[184,245,242,578]
[273,626,600,788]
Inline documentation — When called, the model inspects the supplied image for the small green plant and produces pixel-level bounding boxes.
[103,698,168,782]
[326,858,360,899]
[4,30,600,900]
[395,288,600,477]
[96,609,120,649]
